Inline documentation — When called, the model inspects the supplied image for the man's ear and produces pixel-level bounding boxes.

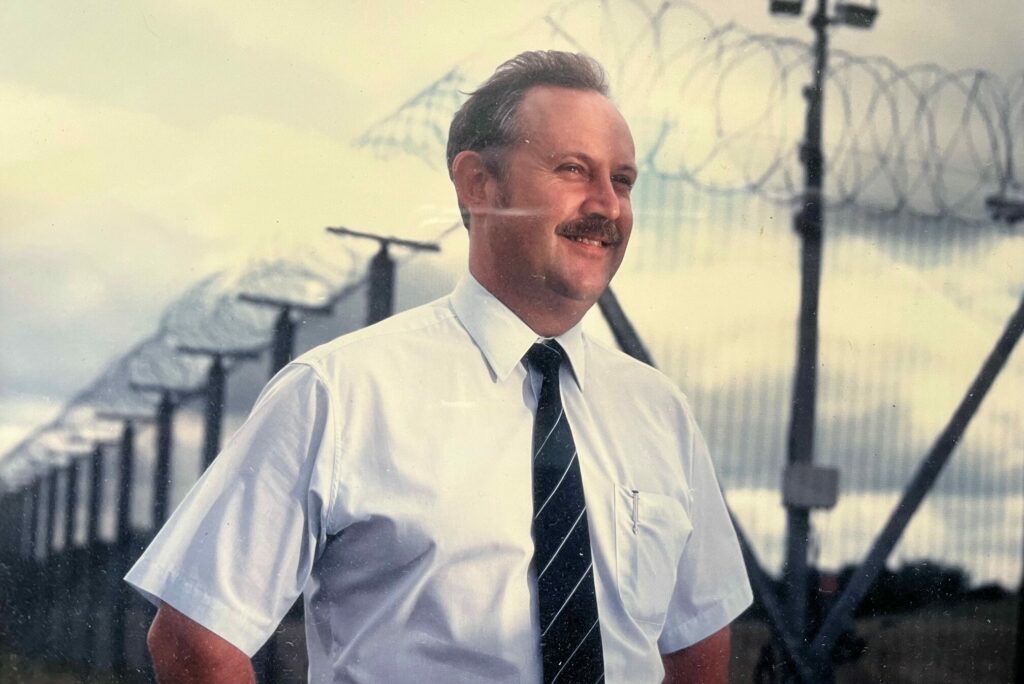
[451,150,498,221]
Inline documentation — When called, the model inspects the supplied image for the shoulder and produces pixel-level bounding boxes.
[585,336,690,403]
[289,295,472,394]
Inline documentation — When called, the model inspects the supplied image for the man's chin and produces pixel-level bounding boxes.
[547,278,610,307]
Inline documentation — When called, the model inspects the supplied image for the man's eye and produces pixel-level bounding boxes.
[560,164,585,175]
[613,175,635,189]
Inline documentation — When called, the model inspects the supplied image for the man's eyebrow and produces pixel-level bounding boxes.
[615,162,639,177]
[557,151,638,177]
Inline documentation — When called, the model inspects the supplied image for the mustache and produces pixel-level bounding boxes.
[555,216,622,245]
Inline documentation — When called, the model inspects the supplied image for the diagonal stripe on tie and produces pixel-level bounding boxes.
[537,507,587,580]
[524,340,604,683]
[533,461,589,577]
[534,450,578,520]
[534,406,566,460]
[541,563,594,637]
[538,521,594,628]
[551,619,601,682]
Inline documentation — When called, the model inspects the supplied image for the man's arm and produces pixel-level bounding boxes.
[148,602,255,684]
[661,625,732,684]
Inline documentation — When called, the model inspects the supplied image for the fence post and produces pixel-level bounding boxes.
[113,420,136,676]
[272,307,295,373]
[324,227,441,326]
[152,392,175,528]
[65,460,83,663]
[202,355,225,469]
[86,443,106,670]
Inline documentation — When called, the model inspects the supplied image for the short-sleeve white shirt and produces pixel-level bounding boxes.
[126,274,752,683]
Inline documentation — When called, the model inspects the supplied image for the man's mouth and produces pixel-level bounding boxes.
[566,235,610,247]
[556,217,621,248]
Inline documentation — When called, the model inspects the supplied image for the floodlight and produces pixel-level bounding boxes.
[770,0,804,15]
[834,2,878,27]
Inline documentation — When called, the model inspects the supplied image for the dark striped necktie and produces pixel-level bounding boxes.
[524,340,605,683]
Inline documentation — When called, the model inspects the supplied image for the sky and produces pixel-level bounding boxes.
[2,0,1021,453]
[2,0,1023,582]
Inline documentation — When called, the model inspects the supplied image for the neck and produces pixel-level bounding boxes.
[470,268,593,338]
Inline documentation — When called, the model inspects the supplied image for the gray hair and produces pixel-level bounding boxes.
[446,51,609,227]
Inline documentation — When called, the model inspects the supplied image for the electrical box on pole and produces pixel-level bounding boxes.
[783,463,839,509]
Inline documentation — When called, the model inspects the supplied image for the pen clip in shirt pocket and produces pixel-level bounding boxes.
[614,486,693,625]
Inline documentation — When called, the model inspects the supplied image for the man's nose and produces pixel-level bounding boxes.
[581,174,621,222]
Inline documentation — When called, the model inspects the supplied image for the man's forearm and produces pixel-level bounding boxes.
[661,626,732,683]
[148,602,256,684]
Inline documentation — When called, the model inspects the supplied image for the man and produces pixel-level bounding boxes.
[128,51,752,683]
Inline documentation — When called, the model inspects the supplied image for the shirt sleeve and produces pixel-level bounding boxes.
[657,400,753,653]
[124,362,337,656]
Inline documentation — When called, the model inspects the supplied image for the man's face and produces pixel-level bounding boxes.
[470,86,637,313]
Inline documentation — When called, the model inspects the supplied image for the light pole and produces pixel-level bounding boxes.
[769,0,876,679]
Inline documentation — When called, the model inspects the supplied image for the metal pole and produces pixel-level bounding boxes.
[272,307,295,374]
[367,242,395,325]
[732,513,817,683]
[262,308,300,683]
[325,226,440,327]
[62,461,83,660]
[0,492,16,631]
[153,392,175,527]
[240,293,333,376]
[45,468,60,557]
[63,461,80,552]
[783,0,829,653]
[0,492,11,563]
[24,484,39,559]
[116,421,135,546]
[810,292,1024,666]
[1014,517,1024,684]
[26,475,50,658]
[88,445,104,545]
[32,477,46,561]
[22,483,37,557]
[597,287,654,365]
[113,420,135,676]
[202,355,225,469]
[13,488,28,554]
[43,467,61,658]
[14,486,37,656]
[86,443,105,672]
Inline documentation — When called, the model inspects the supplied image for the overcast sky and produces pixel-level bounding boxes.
[3,0,1021,454]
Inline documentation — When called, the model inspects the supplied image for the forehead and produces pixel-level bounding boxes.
[513,86,635,162]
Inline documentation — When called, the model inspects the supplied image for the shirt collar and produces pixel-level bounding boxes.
[449,273,587,390]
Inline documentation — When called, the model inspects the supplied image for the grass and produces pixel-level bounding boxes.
[731,597,1019,683]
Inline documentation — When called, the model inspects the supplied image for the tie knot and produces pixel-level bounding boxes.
[524,340,565,381]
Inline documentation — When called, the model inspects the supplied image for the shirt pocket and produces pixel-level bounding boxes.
[614,486,693,625]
